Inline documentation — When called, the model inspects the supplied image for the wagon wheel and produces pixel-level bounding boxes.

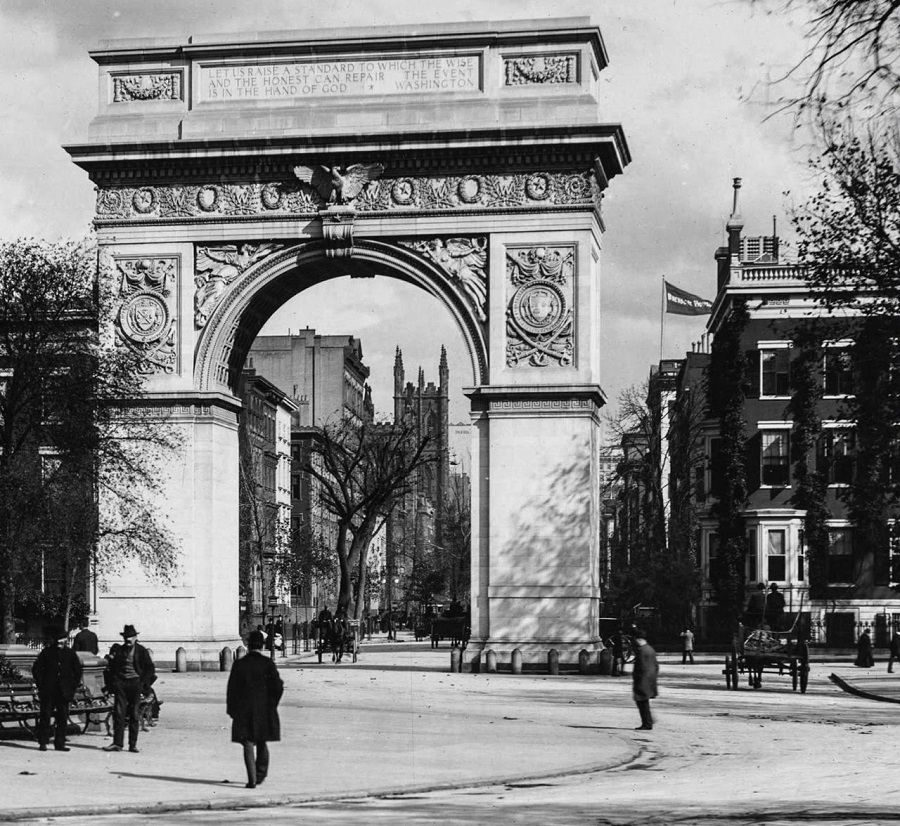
[791,659,798,691]
[730,655,740,690]
[800,663,809,693]
[724,656,733,690]
[622,636,635,665]
[317,638,323,664]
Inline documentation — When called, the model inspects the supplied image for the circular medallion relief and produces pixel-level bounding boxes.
[261,183,283,210]
[196,186,220,212]
[562,174,590,202]
[525,173,551,201]
[457,176,482,204]
[510,280,566,334]
[131,188,156,214]
[98,189,125,215]
[390,178,416,206]
[118,291,169,344]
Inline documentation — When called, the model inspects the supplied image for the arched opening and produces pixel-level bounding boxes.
[194,239,483,640]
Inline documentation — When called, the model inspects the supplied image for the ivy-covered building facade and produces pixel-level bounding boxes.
[677,183,900,647]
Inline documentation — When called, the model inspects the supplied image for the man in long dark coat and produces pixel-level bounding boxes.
[631,628,659,731]
[72,622,99,655]
[31,626,83,751]
[227,629,284,788]
[103,624,156,753]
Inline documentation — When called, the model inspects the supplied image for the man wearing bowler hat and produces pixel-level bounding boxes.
[32,626,83,751]
[103,624,156,753]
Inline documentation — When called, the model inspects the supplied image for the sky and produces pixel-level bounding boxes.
[0,0,817,422]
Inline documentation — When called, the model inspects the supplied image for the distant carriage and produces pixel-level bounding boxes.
[723,628,810,693]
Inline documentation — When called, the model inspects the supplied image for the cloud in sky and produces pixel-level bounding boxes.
[0,0,817,422]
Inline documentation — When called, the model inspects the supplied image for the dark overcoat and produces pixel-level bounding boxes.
[227,650,284,743]
[632,642,659,702]
[31,645,84,701]
[105,642,157,693]
[73,628,99,655]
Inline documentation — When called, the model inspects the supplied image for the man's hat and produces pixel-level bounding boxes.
[120,624,139,638]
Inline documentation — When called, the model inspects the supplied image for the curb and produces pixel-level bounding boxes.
[828,672,900,704]
[0,745,642,822]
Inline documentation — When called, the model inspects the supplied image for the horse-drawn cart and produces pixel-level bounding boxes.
[723,629,810,693]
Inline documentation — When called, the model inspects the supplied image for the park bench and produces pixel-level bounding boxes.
[0,682,114,738]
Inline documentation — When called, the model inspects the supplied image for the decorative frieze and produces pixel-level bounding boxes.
[398,237,487,322]
[194,243,284,329]
[113,256,178,374]
[94,170,598,222]
[112,72,182,102]
[504,55,578,86]
[505,245,575,368]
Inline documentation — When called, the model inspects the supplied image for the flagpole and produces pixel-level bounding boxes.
[659,276,665,362]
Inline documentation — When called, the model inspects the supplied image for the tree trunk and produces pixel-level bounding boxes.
[1,580,15,644]
[336,522,353,616]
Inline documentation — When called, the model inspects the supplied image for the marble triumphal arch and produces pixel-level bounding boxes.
[66,19,629,667]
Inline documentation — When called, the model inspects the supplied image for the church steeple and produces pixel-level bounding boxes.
[439,345,448,394]
[393,346,404,423]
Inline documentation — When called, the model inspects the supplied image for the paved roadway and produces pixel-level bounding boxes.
[3,644,899,825]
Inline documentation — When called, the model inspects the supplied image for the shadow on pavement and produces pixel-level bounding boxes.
[112,771,234,787]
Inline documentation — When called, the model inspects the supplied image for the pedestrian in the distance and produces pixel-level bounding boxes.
[631,628,658,731]
[227,629,284,788]
[855,628,875,668]
[103,624,156,753]
[72,622,99,655]
[888,630,900,673]
[31,626,83,752]
[680,627,695,664]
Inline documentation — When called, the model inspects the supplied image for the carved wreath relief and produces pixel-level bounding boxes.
[194,243,284,329]
[112,72,182,102]
[504,55,578,86]
[506,246,575,368]
[114,257,178,374]
[399,237,487,323]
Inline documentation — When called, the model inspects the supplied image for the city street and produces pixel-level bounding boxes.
[2,643,898,825]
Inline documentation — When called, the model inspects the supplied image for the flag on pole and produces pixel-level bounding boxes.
[664,280,713,315]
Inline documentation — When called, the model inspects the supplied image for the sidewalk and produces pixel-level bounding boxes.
[0,643,638,820]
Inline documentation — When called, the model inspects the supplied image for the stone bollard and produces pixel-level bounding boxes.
[599,647,613,676]
[578,648,590,675]
[220,647,233,672]
[485,649,497,673]
[450,645,461,673]
[175,647,187,673]
[547,649,560,675]
[235,645,247,661]
[511,648,523,674]
[469,651,481,674]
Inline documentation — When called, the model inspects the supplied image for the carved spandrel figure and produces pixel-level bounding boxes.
[416,237,487,322]
[194,243,280,328]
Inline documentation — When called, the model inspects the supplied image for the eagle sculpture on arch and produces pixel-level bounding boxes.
[293,163,386,206]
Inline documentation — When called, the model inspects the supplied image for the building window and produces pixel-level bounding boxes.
[746,528,757,582]
[797,532,806,581]
[827,528,854,583]
[761,430,790,487]
[707,532,720,582]
[766,529,786,581]
[761,349,790,397]
[823,428,855,485]
[890,521,900,588]
[824,347,854,396]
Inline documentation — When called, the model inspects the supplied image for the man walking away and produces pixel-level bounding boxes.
[32,626,83,751]
[680,627,695,664]
[889,630,900,674]
[103,624,156,753]
[72,622,99,655]
[227,629,284,788]
[631,628,659,731]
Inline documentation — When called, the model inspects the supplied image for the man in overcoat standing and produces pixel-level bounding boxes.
[227,629,284,788]
[32,626,83,751]
[631,628,659,731]
[103,624,156,753]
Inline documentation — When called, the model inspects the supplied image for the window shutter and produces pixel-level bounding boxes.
[745,432,761,493]
[743,350,760,398]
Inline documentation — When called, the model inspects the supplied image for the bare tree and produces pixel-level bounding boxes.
[0,239,179,641]
[301,418,433,620]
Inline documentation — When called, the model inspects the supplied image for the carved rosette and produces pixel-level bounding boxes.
[94,170,598,222]
[504,55,578,86]
[194,242,285,329]
[505,246,575,368]
[112,72,182,102]
[113,257,178,374]
[398,237,488,323]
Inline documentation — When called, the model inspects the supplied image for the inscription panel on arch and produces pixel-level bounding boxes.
[198,54,481,101]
